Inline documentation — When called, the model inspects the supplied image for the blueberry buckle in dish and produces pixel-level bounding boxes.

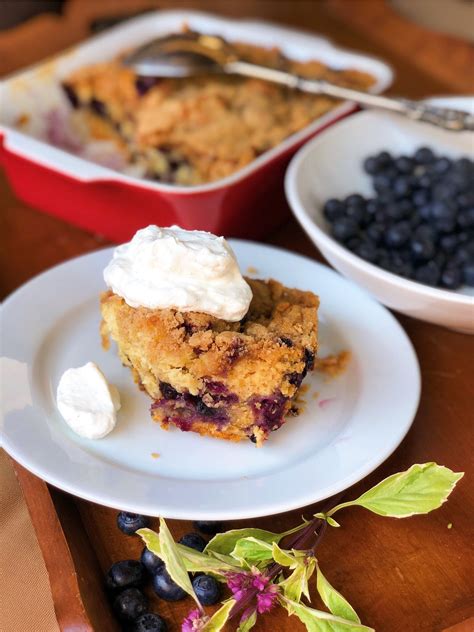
[61,30,374,185]
[100,278,318,446]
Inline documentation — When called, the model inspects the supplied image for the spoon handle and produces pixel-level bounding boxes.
[226,60,474,132]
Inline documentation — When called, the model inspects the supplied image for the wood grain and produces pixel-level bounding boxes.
[2,1,474,631]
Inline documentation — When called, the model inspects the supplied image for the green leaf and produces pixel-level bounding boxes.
[137,528,238,577]
[279,558,316,602]
[205,524,303,557]
[272,542,298,568]
[328,463,464,518]
[231,537,274,567]
[314,513,340,527]
[237,609,258,632]
[202,600,235,632]
[139,520,200,608]
[282,598,374,632]
[316,564,360,623]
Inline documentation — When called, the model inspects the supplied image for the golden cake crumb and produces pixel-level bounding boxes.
[315,351,351,379]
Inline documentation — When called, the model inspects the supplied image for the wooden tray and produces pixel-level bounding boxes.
[4,1,474,630]
[12,445,474,632]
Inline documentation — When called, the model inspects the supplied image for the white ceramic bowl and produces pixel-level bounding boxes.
[285,97,474,333]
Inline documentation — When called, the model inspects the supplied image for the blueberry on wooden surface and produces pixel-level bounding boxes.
[117,512,149,535]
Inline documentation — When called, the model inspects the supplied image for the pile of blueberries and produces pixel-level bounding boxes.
[323,147,474,289]
[106,512,224,631]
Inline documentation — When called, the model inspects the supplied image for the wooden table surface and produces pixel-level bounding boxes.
[1,2,474,631]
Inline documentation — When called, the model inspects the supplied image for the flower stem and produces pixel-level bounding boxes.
[228,495,342,621]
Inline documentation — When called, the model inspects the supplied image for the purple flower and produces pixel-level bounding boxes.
[227,571,250,601]
[225,568,279,615]
[182,609,209,632]
[257,584,278,614]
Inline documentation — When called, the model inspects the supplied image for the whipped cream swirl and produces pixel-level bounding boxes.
[103,225,252,321]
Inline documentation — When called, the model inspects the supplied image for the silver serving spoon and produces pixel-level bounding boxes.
[123,32,474,132]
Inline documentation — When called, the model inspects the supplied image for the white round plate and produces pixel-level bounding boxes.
[1,241,420,519]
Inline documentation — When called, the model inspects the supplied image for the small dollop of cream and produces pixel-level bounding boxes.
[56,362,120,439]
[103,225,253,321]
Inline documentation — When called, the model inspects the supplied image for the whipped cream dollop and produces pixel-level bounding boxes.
[103,225,253,321]
[56,362,121,439]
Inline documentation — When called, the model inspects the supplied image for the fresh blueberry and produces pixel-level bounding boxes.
[141,547,164,574]
[345,193,365,207]
[457,192,474,209]
[432,182,458,201]
[385,202,408,221]
[132,613,167,632]
[435,218,457,234]
[345,204,366,225]
[432,157,452,174]
[419,204,432,221]
[363,156,380,175]
[346,236,362,251]
[394,156,414,174]
[430,201,457,221]
[377,190,396,205]
[366,199,382,215]
[418,173,435,189]
[152,568,187,601]
[434,251,447,269]
[375,150,393,167]
[412,189,430,208]
[105,560,144,593]
[117,512,149,535]
[385,222,411,248]
[441,267,463,290]
[323,198,345,221]
[192,574,221,606]
[454,157,473,172]
[113,588,148,622]
[331,217,359,242]
[375,210,390,226]
[179,533,207,552]
[415,224,438,242]
[415,261,440,286]
[409,213,423,229]
[397,198,414,215]
[458,231,471,243]
[366,223,384,244]
[392,176,412,198]
[453,242,474,264]
[411,238,436,261]
[193,521,224,535]
[415,147,435,164]
[373,173,394,193]
[458,209,474,229]
[355,241,378,262]
[463,262,474,286]
[440,234,459,253]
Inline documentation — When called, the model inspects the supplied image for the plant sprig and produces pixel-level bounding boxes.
[137,462,463,631]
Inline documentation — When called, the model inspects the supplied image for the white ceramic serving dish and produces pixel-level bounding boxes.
[1,241,419,519]
[285,97,474,333]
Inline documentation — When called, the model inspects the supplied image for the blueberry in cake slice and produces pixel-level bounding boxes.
[100,226,318,446]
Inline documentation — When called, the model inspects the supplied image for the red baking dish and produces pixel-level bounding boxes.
[0,10,392,242]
